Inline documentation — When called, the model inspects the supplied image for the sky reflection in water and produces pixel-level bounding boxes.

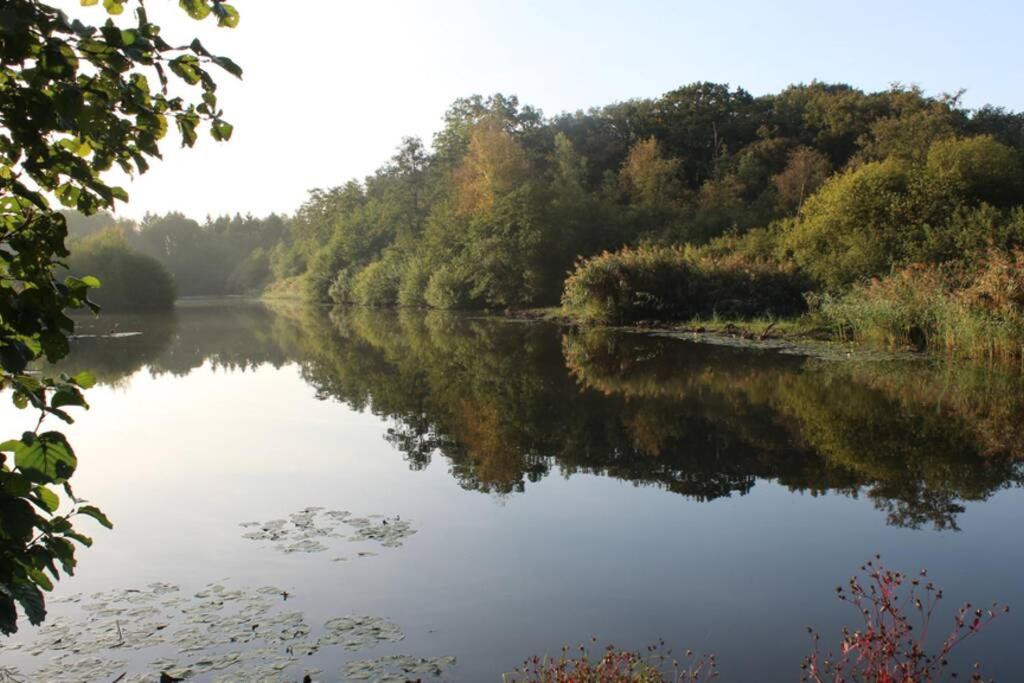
[4,300,1023,681]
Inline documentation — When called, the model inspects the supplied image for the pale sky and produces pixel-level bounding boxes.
[84,0,1024,221]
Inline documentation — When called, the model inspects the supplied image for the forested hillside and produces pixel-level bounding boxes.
[265,84,1023,316]
[68,82,1024,357]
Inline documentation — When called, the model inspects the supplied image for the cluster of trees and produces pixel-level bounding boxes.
[64,210,287,307]
[63,229,175,312]
[263,83,1024,318]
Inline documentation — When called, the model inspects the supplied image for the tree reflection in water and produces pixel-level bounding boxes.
[61,301,1024,530]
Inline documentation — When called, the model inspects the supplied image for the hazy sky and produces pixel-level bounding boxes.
[97,0,1023,220]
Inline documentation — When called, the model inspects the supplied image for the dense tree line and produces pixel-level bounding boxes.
[64,210,287,300]
[66,82,1024,357]
[263,83,1024,318]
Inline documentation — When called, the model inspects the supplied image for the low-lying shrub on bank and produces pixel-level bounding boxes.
[561,246,811,324]
[823,249,1024,360]
[350,258,402,306]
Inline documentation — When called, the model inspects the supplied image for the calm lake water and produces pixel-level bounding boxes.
[3,299,1023,682]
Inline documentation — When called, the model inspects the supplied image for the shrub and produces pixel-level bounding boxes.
[783,159,913,290]
[561,245,811,324]
[702,225,784,262]
[425,263,475,309]
[351,258,402,307]
[66,229,176,311]
[823,249,1024,360]
[925,135,1024,208]
[305,237,350,302]
[327,267,355,304]
[397,257,431,307]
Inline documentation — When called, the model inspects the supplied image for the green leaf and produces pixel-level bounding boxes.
[169,55,202,85]
[77,505,112,529]
[215,4,240,28]
[212,55,243,78]
[211,120,233,142]
[35,487,60,513]
[0,594,17,636]
[80,0,99,5]
[102,0,124,15]
[72,371,97,389]
[14,434,77,484]
[39,330,70,363]
[25,568,53,593]
[0,498,35,541]
[179,0,212,20]
[64,530,94,547]
[10,583,46,626]
[51,385,88,410]
[75,505,111,532]
[2,473,31,497]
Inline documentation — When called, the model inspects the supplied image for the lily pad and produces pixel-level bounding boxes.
[239,508,416,554]
[15,582,410,682]
[344,654,457,681]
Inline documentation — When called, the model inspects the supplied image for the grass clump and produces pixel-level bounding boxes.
[562,245,811,324]
[823,249,1024,361]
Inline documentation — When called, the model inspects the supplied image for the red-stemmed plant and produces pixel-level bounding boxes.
[505,639,717,683]
[802,555,1009,683]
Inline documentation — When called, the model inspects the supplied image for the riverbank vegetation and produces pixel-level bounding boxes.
[79,83,1024,359]
[262,83,1022,360]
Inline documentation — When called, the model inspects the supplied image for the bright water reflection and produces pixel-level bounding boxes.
[3,300,1023,681]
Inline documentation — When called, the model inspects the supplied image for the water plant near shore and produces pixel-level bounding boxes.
[802,556,1009,683]
[504,641,717,683]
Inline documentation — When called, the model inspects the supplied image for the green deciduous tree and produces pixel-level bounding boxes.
[65,227,175,310]
[0,0,240,633]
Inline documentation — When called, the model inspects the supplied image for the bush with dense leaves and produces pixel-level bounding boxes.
[350,256,403,307]
[562,246,811,324]
[66,230,176,312]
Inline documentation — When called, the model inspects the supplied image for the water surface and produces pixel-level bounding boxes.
[4,300,1023,681]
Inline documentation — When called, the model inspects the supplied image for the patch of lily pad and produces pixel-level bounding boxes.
[345,654,458,681]
[239,507,416,555]
[8,582,415,682]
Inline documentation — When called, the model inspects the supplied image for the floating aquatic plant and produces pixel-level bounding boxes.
[345,654,458,681]
[9,582,413,682]
[240,507,416,554]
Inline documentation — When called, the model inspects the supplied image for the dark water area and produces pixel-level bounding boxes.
[4,299,1023,681]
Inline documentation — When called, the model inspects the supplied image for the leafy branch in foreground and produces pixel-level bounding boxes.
[0,0,241,634]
